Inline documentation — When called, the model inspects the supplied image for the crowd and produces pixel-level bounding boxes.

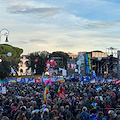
[0,77,120,120]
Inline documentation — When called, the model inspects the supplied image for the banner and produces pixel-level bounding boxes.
[114,79,120,84]
[81,76,89,82]
[58,86,65,99]
[2,87,6,94]
[35,78,41,83]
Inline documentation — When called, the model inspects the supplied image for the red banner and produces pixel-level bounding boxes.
[59,93,65,99]
[114,79,120,84]
[58,86,65,99]
[35,78,41,83]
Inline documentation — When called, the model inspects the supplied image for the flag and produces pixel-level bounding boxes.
[11,67,16,74]
[2,87,6,94]
[19,78,26,84]
[58,85,61,95]
[81,76,89,82]
[8,78,16,83]
[90,78,96,83]
[17,77,21,82]
[41,82,49,104]
[41,88,47,104]
[91,71,96,79]
[96,85,102,91]
[57,77,65,83]
[66,77,71,81]
[49,79,53,85]
[44,79,50,86]
[3,78,10,84]
[46,82,49,94]
[43,76,49,83]
[92,101,97,108]
[35,77,41,83]
[28,77,34,84]
[113,79,120,84]
[58,85,65,99]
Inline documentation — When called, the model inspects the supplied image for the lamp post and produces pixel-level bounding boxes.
[0,28,9,42]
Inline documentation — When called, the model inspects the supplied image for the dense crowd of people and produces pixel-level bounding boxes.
[0,78,120,120]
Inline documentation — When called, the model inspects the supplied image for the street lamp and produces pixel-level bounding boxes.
[0,28,9,42]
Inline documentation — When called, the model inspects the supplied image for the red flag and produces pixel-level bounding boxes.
[114,79,120,84]
[58,86,65,99]
[35,78,41,83]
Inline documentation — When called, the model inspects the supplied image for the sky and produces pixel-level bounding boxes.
[0,0,120,55]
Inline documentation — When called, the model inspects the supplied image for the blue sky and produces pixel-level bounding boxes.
[0,0,120,54]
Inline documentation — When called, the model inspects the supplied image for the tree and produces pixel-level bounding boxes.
[0,44,23,79]
[50,51,70,69]
[26,51,50,75]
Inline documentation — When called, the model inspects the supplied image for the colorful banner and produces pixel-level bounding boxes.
[86,53,91,75]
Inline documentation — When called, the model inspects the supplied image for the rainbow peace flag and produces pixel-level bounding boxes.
[96,85,102,91]
[58,85,60,94]
[46,82,49,94]
[90,78,96,83]
[57,77,65,83]
[41,88,47,104]
[8,78,16,83]
[41,82,49,104]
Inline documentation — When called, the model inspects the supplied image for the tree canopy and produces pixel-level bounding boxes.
[26,51,50,75]
[0,44,23,79]
[50,51,70,69]
[26,51,70,75]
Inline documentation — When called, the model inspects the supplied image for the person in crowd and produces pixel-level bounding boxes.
[107,110,117,120]
[79,106,89,120]
[96,111,104,120]
[0,76,120,120]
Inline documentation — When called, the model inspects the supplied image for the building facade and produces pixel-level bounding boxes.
[18,55,32,75]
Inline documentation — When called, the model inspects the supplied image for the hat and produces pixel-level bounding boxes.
[82,106,87,112]
[20,106,26,111]
[95,96,98,99]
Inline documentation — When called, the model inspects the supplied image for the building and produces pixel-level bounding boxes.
[67,50,117,77]
[91,51,117,77]
[67,52,78,59]
[18,55,32,75]
[92,51,108,57]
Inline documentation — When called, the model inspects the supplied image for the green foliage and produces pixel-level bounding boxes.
[26,51,50,75]
[92,50,103,53]
[0,44,23,79]
[50,51,70,69]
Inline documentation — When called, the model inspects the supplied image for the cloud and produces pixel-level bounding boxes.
[29,39,47,44]
[83,20,120,29]
[7,4,63,17]
[17,41,28,44]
